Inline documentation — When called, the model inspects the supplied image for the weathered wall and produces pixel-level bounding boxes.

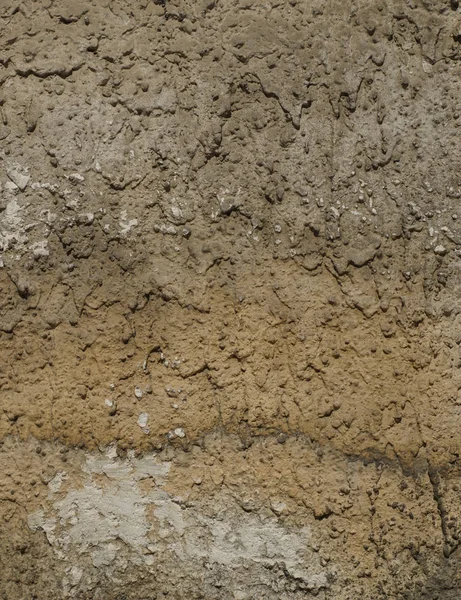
[1,0,461,598]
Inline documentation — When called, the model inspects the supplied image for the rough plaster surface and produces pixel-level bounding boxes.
[1,0,461,598]
[27,442,329,597]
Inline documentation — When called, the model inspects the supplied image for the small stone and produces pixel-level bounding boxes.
[6,164,30,191]
[434,245,447,255]
[68,173,84,184]
[270,499,287,515]
[219,197,238,215]
[4,181,18,193]
[174,427,185,438]
[137,413,148,428]
[166,387,181,398]
[134,386,143,399]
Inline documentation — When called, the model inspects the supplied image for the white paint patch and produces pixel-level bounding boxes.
[55,481,150,552]
[28,453,171,566]
[27,449,331,595]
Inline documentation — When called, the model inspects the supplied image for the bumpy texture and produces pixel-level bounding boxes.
[1,0,461,598]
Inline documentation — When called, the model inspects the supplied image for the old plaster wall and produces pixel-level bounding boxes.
[1,0,461,598]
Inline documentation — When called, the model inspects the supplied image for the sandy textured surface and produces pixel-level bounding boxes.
[1,0,461,598]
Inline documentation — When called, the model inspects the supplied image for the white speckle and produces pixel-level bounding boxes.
[106,445,118,459]
[69,173,85,183]
[29,240,49,257]
[422,60,432,73]
[137,413,149,428]
[6,163,30,191]
[171,205,183,219]
[155,223,178,235]
[424,181,433,193]
[174,428,185,438]
[48,471,67,494]
[120,210,138,235]
[165,387,181,398]
[4,180,18,193]
[270,499,287,515]
[68,565,83,586]
[65,198,79,210]
[105,399,113,407]
[331,207,340,218]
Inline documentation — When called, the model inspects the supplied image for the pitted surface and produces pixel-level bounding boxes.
[1,0,461,598]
